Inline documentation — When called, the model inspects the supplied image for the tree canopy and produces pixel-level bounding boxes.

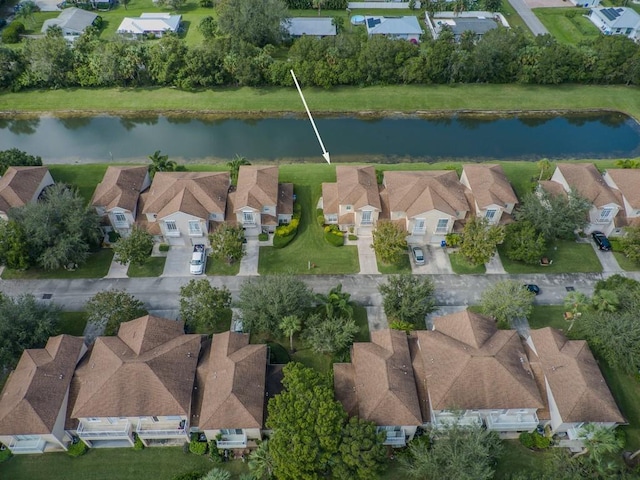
[85,289,148,336]
[208,224,245,264]
[179,280,231,334]
[379,274,436,326]
[0,148,42,175]
[503,220,547,265]
[333,417,387,480]
[372,220,408,265]
[112,227,153,266]
[480,280,535,327]
[302,313,358,355]
[217,0,288,47]
[460,216,505,266]
[148,150,177,176]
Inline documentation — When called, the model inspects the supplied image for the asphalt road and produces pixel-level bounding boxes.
[508,0,549,36]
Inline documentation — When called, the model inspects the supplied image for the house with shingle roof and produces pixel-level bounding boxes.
[67,316,202,448]
[0,335,86,454]
[227,166,293,236]
[0,166,54,220]
[284,17,337,38]
[333,329,424,447]
[41,7,99,37]
[603,169,640,231]
[539,163,622,235]
[321,166,382,234]
[91,166,151,237]
[461,164,518,225]
[382,170,471,244]
[193,332,267,449]
[525,327,625,443]
[588,7,640,40]
[364,16,424,42]
[140,172,230,246]
[412,311,544,436]
[117,13,182,38]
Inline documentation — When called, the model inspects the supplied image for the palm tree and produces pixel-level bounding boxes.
[227,154,251,186]
[201,468,232,480]
[578,424,624,469]
[248,440,274,480]
[279,315,301,352]
[148,150,177,177]
[616,159,639,169]
[312,0,325,15]
[317,283,353,320]
[591,290,619,312]
[564,291,589,331]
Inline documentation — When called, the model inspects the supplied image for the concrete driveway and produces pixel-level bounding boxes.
[508,0,549,36]
[238,240,260,276]
[161,246,192,277]
[590,241,624,274]
[411,245,453,274]
[356,236,380,274]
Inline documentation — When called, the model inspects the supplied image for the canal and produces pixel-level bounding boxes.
[0,112,639,163]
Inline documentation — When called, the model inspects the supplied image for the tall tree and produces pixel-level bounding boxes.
[227,154,250,185]
[503,220,546,265]
[619,225,640,265]
[460,216,505,266]
[85,289,148,337]
[480,280,535,327]
[333,417,387,480]
[0,293,61,369]
[237,275,314,335]
[20,28,74,88]
[302,313,359,355]
[378,274,436,326]
[563,291,590,331]
[0,148,42,175]
[372,220,408,265]
[279,315,301,352]
[579,424,624,468]
[0,220,30,270]
[248,440,275,480]
[316,283,353,319]
[10,183,101,271]
[112,227,153,266]
[217,0,288,47]
[267,363,347,480]
[208,224,245,264]
[147,150,177,176]
[179,280,231,334]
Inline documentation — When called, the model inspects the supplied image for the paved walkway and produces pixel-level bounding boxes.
[355,235,380,274]
[508,0,549,36]
[485,253,507,274]
[161,246,192,277]
[238,240,260,276]
[104,257,129,279]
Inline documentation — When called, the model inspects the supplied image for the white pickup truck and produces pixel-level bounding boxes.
[190,244,206,275]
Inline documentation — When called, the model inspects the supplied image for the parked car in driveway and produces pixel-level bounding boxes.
[524,284,540,295]
[412,246,425,266]
[190,244,206,275]
[592,231,611,251]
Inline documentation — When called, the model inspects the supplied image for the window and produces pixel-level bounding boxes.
[345,205,352,211]
[188,221,202,236]
[485,209,497,221]
[413,219,426,234]
[165,220,179,236]
[15,434,40,441]
[243,211,255,224]
[435,219,448,233]
[88,418,102,423]
[114,212,127,226]
[221,429,242,435]
[599,208,614,222]
[326,214,338,223]
[262,206,269,213]
[362,211,372,225]
[152,416,160,423]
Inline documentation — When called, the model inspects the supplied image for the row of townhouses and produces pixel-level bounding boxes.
[1,163,638,246]
[0,312,625,454]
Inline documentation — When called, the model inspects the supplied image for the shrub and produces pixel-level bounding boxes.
[133,433,145,450]
[293,202,302,219]
[209,441,223,463]
[67,439,88,457]
[317,214,325,227]
[0,447,12,464]
[275,218,299,237]
[189,439,208,455]
[273,232,296,249]
[348,234,358,241]
[107,230,121,243]
[159,243,170,252]
[445,233,462,247]
[172,472,206,480]
[324,226,344,247]
[2,22,25,44]
[609,237,622,252]
[519,432,550,449]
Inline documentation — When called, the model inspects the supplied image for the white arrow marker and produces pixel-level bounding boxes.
[290,69,331,164]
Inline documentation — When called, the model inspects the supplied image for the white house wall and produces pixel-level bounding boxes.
[160,212,208,247]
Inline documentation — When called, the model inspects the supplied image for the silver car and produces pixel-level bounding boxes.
[412,246,426,266]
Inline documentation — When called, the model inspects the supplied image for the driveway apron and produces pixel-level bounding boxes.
[356,235,380,275]
[161,246,192,277]
[238,240,260,276]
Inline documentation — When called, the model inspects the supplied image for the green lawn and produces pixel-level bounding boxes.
[528,305,568,331]
[56,311,88,336]
[449,252,486,274]
[497,240,602,274]
[0,446,249,480]
[1,249,114,279]
[494,440,551,479]
[206,258,240,275]
[501,0,534,36]
[48,164,110,204]
[613,251,639,271]
[127,256,166,277]
[534,8,600,44]
[376,252,411,274]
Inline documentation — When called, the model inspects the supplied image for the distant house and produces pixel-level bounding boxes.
[426,11,509,41]
[91,166,151,238]
[0,335,86,454]
[333,329,424,447]
[588,7,640,40]
[0,166,54,220]
[117,13,181,38]
[194,332,267,449]
[603,169,640,231]
[460,164,518,225]
[364,16,424,42]
[68,316,202,448]
[539,163,622,235]
[321,166,382,234]
[381,170,471,244]
[412,311,544,436]
[140,172,230,246]
[41,7,99,37]
[525,327,625,444]
[284,17,336,38]
[569,0,599,8]
[227,166,293,236]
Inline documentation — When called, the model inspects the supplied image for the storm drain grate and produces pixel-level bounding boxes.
[42,293,53,299]
[565,286,575,292]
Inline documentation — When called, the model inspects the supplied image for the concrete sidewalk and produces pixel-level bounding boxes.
[485,253,507,274]
[104,257,129,279]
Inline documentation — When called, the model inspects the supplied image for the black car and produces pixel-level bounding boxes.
[524,284,540,295]
[592,231,611,251]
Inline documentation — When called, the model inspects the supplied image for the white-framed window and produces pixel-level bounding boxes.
[599,208,614,222]
[485,209,497,222]
[262,206,269,213]
[361,211,373,225]
[413,218,426,234]
[435,218,449,233]
[243,211,255,224]
[221,429,242,435]
[345,205,352,211]
[152,416,160,423]
[88,418,102,423]
[326,214,338,223]
[188,220,202,236]
[114,212,127,226]
[165,220,179,236]
[15,434,40,441]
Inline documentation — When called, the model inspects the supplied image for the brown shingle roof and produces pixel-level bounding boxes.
[415,311,543,411]
[141,172,229,219]
[334,329,423,426]
[463,164,518,208]
[606,169,640,210]
[321,182,339,215]
[527,328,625,424]
[69,316,201,419]
[91,166,149,213]
[556,164,621,208]
[384,171,470,217]
[234,166,278,211]
[277,183,294,215]
[0,166,51,214]
[0,335,84,435]
[196,332,267,430]
[336,166,381,210]
[538,180,567,198]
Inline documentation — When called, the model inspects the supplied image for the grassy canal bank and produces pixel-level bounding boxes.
[3,85,640,121]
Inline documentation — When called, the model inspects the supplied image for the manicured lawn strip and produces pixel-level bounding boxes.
[599,362,640,450]
[448,252,486,274]
[0,446,249,480]
[528,305,568,331]
[613,251,639,271]
[212,308,232,334]
[5,85,640,121]
[1,249,114,279]
[494,440,551,479]
[127,256,166,277]
[533,8,599,44]
[501,0,533,36]
[352,304,370,343]
[56,311,88,336]
[497,240,602,274]
[376,252,411,274]
[48,164,110,204]
[206,259,240,275]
